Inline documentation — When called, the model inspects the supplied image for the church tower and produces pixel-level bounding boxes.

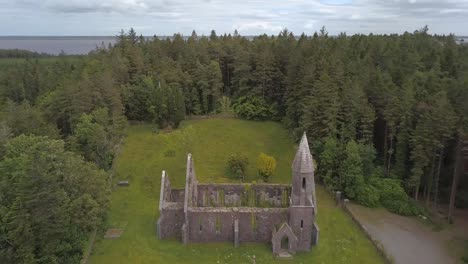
[291,132,317,210]
[289,132,317,251]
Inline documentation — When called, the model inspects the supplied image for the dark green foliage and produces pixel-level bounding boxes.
[227,153,249,181]
[356,184,381,208]
[123,76,154,121]
[0,135,110,263]
[72,108,118,170]
[370,178,420,216]
[0,28,467,261]
[358,144,377,178]
[318,137,340,189]
[341,141,365,199]
[1,100,59,138]
[232,96,277,120]
[0,49,50,58]
[317,137,419,215]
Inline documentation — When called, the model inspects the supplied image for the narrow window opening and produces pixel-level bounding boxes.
[251,213,257,232]
[198,216,202,233]
[215,216,221,234]
[300,220,304,229]
[302,178,306,190]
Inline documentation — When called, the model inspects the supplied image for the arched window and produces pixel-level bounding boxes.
[302,177,306,190]
[301,220,304,228]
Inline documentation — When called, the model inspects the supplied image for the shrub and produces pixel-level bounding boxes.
[219,96,232,114]
[356,184,380,207]
[232,96,278,120]
[227,153,249,181]
[256,153,276,182]
[370,178,420,216]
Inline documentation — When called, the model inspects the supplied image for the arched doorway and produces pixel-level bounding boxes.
[272,223,298,255]
[281,235,289,250]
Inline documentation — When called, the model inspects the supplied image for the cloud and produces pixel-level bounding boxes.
[43,0,158,13]
[304,20,316,29]
[0,0,467,35]
[234,21,283,33]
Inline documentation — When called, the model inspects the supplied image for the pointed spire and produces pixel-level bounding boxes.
[292,132,314,173]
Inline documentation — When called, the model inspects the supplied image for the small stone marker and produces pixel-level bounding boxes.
[117,181,129,186]
[104,228,124,239]
[335,191,342,206]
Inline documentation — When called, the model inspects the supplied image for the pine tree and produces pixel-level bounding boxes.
[0,135,109,263]
[318,137,340,189]
[300,71,339,141]
[340,140,365,199]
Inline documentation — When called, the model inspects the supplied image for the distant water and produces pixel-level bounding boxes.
[0,35,259,56]
[2,35,466,56]
[0,36,116,55]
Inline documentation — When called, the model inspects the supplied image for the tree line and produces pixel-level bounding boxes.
[104,27,467,216]
[0,49,50,59]
[0,26,467,262]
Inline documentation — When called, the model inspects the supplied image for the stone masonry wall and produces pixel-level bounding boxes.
[289,206,315,251]
[157,169,185,239]
[186,207,289,243]
[157,207,184,239]
[196,184,291,208]
[170,189,185,203]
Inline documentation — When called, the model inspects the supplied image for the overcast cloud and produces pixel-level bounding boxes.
[0,0,467,35]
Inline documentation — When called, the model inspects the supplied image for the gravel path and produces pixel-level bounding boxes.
[347,203,458,264]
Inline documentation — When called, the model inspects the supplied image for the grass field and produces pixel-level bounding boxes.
[89,118,384,264]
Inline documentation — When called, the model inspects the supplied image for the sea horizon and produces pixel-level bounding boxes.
[1,35,466,56]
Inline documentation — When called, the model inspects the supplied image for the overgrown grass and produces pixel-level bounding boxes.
[90,118,384,263]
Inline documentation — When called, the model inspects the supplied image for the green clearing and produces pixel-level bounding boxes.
[90,118,384,264]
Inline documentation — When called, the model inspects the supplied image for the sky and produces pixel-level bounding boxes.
[0,0,467,36]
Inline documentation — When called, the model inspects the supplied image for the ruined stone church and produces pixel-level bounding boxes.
[157,133,319,256]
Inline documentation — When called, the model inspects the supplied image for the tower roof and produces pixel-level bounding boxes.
[292,132,314,173]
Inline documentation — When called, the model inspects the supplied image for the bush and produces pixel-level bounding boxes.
[232,96,278,120]
[356,184,380,207]
[219,96,232,114]
[370,178,420,216]
[227,153,249,181]
[256,153,276,182]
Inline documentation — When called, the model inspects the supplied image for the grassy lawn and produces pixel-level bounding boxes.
[90,118,384,264]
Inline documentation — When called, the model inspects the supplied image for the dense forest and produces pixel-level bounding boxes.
[0,27,467,263]
[0,49,49,59]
